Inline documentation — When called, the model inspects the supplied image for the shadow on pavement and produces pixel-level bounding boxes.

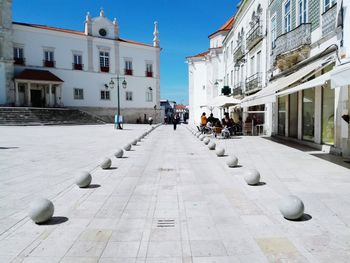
[263,137,350,169]
[38,216,69,225]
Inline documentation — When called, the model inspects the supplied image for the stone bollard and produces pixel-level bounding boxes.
[203,138,210,145]
[226,156,238,167]
[114,148,124,158]
[279,195,305,220]
[244,169,260,185]
[100,158,112,169]
[124,144,132,151]
[208,141,216,150]
[28,198,55,224]
[199,135,205,141]
[131,139,138,146]
[75,171,92,188]
[215,147,225,157]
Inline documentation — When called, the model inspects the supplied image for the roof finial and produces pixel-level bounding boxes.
[153,21,160,48]
[100,7,105,17]
[86,12,91,22]
[113,18,117,25]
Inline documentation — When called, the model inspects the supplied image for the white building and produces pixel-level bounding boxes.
[186,17,234,124]
[0,2,161,123]
[223,0,271,134]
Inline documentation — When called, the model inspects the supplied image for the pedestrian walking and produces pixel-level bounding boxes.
[173,115,179,130]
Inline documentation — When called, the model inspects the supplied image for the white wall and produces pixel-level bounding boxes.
[12,24,159,110]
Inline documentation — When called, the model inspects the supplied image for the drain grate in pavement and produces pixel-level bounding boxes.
[158,168,175,172]
[157,219,175,228]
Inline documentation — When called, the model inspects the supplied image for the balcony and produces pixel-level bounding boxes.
[233,41,245,62]
[246,23,263,51]
[146,71,153,77]
[322,3,337,37]
[14,57,25,65]
[272,23,311,71]
[100,66,109,73]
[232,83,243,97]
[125,69,133,75]
[43,60,55,68]
[73,63,83,70]
[245,73,262,95]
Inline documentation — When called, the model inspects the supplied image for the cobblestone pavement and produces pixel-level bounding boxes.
[0,124,350,262]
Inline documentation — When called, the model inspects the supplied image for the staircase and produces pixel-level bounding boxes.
[0,107,105,125]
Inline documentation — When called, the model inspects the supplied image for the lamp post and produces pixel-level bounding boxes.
[108,76,127,129]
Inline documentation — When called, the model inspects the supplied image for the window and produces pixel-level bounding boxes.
[298,0,308,25]
[126,91,133,101]
[100,90,110,100]
[44,50,54,61]
[324,0,336,12]
[146,63,153,77]
[125,60,133,75]
[44,50,55,67]
[74,88,84,100]
[278,96,286,136]
[302,88,315,141]
[13,47,24,65]
[271,15,277,49]
[73,54,83,70]
[250,56,255,76]
[256,51,261,73]
[146,89,153,102]
[284,0,291,33]
[99,51,109,72]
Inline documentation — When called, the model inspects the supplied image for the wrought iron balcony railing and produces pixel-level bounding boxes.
[14,57,25,65]
[232,83,243,96]
[322,3,337,37]
[43,60,55,68]
[233,41,245,62]
[245,72,262,95]
[273,23,311,58]
[73,63,83,70]
[246,23,263,51]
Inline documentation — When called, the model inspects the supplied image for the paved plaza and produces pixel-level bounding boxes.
[1,124,350,262]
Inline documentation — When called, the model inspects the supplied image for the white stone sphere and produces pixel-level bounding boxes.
[244,169,261,185]
[196,133,202,138]
[215,147,225,157]
[75,171,92,188]
[208,141,216,150]
[279,195,305,220]
[124,144,132,151]
[203,138,210,145]
[28,198,54,224]
[114,148,124,158]
[100,158,112,169]
[131,139,138,146]
[226,156,238,167]
[199,135,205,141]
[137,137,142,142]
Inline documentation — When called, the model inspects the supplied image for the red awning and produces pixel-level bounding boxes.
[15,69,63,82]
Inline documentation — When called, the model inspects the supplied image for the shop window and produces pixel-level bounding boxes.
[302,88,315,141]
[278,96,286,136]
[322,82,334,145]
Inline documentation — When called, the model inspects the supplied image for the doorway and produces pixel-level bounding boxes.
[289,93,298,138]
[31,89,43,107]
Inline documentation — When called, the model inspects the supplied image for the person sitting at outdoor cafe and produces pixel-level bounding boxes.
[213,120,223,138]
[222,112,234,135]
[200,112,207,133]
[207,113,216,124]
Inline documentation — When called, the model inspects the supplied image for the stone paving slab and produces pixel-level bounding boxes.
[0,124,350,262]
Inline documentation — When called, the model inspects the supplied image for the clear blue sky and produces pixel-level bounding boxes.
[13,0,239,105]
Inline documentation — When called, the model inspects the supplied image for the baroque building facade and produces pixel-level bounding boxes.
[0,2,161,123]
[188,0,350,155]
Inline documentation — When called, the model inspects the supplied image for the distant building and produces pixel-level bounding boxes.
[0,1,161,123]
[160,99,176,122]
[175,104,189,122]
[186,16,234,124]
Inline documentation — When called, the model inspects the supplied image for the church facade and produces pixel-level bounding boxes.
[0,1,161,122]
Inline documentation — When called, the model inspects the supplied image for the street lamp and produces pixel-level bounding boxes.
[108,76,127,129]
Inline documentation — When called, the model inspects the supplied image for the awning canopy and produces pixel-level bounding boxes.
[331,62,350,87]
[205,95,241,108]
[276,71,331,97]
[15,69,64,83]
[240,56,334,107]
